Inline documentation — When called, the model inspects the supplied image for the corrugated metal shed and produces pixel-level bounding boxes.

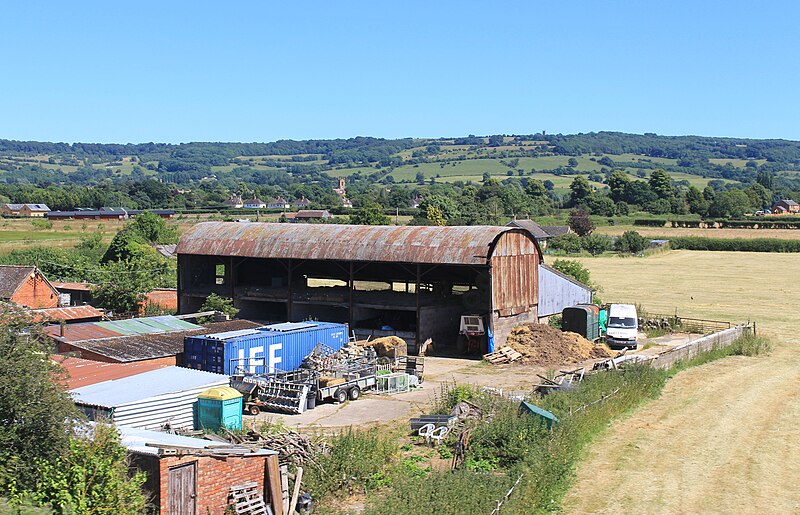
[538,264,592,317]
[71,366,228,430]
[177,222,540,265]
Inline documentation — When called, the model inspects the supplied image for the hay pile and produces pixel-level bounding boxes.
[505,323,615,366]
[365,336,408,358]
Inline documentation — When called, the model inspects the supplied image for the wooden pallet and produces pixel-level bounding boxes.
[229,481,271,515]
[483,346,523,364]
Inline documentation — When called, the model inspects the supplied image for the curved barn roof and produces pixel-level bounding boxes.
[177,222,541,266]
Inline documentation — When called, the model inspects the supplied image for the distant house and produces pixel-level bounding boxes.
[772,199,799,214]
[223,195,244,208]
[0,265,59,308]
[292,196,312,208]
[506,220,569,251]
[409,195,423,209]
[294,209,333,222]
[264,197,288,209]
[1,203,50,217]
[341,197,353,208]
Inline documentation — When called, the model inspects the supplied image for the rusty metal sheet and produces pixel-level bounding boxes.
[29,305,104,322]
[177,222,528,265]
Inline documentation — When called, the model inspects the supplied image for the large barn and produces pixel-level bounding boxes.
[176,222,543,349]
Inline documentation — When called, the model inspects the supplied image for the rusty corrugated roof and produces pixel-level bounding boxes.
[29,305,105,323]
[50,319,263,362]
[52,355,170,389]
[177,222,524,265]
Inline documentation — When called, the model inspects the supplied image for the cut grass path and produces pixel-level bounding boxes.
[563,250,800,513]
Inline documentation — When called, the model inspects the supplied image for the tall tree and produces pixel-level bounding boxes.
[569,176,593,206]
[648,169,675,200]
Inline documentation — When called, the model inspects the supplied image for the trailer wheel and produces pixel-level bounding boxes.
[334,388,348,404]
[348,386,361,401]
[248,405,260,416]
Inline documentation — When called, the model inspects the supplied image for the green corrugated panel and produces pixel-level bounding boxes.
[135,319,177,332]
[149,315,201,330]
[95,320,139,335]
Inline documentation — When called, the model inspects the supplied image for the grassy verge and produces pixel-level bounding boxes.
[309,333,770,514]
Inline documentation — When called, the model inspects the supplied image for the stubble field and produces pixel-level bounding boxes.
[563,250,800,513]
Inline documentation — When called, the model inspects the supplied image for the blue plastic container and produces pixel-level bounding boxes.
[184,321,348,375]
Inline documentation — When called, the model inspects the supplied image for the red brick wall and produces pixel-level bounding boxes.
[11,272,58,308]
[153,454,269,514]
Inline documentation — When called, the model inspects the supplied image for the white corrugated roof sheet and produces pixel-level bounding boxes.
[117,426,276,456]
[70,366,227,408]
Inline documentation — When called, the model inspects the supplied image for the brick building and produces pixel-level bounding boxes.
[0,265,59,308]
[119,426,279,514]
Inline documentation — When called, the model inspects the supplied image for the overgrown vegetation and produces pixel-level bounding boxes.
[310,332,770,514]
[0,306,146,513]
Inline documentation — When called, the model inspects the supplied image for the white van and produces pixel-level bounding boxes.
[606,304,639,349]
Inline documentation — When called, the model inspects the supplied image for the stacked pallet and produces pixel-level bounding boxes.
[483,346,523,364]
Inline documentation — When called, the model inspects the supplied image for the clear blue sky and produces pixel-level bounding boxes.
[2,1,799,143]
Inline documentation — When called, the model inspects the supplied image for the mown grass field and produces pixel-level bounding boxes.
[594,225,800,240]
[570,250,798,333]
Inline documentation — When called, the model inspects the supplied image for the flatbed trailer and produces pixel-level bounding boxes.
[317,374,377,403]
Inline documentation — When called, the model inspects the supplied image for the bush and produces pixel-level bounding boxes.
[30,219,52,230]
[581,234,612,255]
[615,230,648,254]
[551,259,591,285]
[548,233,583,253]
[305,428,399,498]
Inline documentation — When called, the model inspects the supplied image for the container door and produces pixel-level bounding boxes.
[168,462,197,515]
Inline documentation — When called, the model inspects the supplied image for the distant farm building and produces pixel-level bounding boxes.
[0,265,59,308]
[507,220,571,251]
[772,199,799,214]
[293,196,312,208]
[1,203,50,217]
[176,222,542,348]
[46,208,175,220]
[294,209,333,221]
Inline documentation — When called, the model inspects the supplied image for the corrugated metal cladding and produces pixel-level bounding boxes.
[184,322,348,375]
[491,232,540,314]
[537,264,592,317]
[70,367,228,430]
[176,222,540,266]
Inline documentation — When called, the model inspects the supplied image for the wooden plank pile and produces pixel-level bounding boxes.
[483,346,523,364]
[217,428,328,468]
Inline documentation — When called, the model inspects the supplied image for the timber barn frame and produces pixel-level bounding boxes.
[176,222,542,349]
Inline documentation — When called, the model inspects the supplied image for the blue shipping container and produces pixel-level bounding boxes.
[184,321,348,375]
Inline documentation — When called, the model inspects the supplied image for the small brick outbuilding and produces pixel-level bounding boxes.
[119,426,279,514]
[0,265,59,308]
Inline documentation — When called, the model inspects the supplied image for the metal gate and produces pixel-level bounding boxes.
[168,462,197,515]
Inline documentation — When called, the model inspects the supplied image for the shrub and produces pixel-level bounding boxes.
[304,428,399,498]
[548,233,583,253]
[581,234,612,255]
[615,230,648,254]
[551,259,591,285]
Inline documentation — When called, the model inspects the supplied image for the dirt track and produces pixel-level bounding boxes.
[564,340,800,514]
